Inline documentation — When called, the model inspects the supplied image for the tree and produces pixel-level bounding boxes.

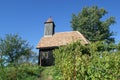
[0,34,33,65]
[71,6,115,43]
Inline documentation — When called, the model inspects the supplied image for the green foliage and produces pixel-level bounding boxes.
[71,6,115,43]
[40,66,55,80]
[53,41,120,80]
[0,63,44,80]
[53,41,90,80]
[0,34,42,80]
[0,34,34,65]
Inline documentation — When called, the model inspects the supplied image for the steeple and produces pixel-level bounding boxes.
[44,17,55,37]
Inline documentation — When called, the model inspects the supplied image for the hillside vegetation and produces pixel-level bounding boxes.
[53,41,120,80]
[0,40,120,80]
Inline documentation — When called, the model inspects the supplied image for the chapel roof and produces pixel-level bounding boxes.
[36,31,89,49]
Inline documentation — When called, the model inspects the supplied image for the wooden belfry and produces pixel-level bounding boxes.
[44,17,55,36]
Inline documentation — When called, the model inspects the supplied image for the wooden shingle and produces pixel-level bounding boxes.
[36,31,89,49]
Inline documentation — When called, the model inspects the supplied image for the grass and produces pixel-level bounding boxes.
[40,66,54,80]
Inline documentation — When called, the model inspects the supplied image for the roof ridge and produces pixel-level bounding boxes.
[55,31,78,34]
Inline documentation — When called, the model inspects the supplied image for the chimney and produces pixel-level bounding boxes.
[44,17,55,37]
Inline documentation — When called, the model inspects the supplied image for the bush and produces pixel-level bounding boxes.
[0,63,44,80]
[53,41,120,80]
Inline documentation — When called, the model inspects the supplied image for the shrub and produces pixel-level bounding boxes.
[53,41,120,80]
[0,63,44,80]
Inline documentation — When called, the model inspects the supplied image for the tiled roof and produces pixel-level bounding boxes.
[36,31,89,49]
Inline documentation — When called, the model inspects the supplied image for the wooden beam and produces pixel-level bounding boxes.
[38,49,41,66]
[40,50,41,66]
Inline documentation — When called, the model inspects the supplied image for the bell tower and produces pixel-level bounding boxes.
[44,17,55,37]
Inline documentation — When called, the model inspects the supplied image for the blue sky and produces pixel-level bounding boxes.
[0,0,120,52]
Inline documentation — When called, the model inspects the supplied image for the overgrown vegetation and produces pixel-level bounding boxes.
[0,63,44,80]
[0,34,42,80]
[53,41,120,80]
[49,6,119,79]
